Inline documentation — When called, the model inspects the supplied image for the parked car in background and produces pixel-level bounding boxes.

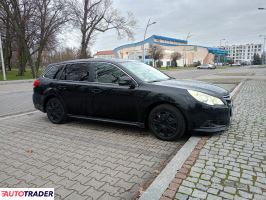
[231,63,241,66]
[197,64,216,69]
[33,59,232,141]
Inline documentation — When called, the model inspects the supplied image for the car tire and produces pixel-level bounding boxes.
[148,104,186,141]
[46,97,67,124]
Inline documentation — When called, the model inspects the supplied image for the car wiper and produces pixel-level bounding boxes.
[148,79,162,83]
[149,78,171,83]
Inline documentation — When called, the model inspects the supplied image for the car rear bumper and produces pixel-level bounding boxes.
[32,93,45,112]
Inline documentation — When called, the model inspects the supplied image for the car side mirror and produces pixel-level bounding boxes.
[118,76,135,89]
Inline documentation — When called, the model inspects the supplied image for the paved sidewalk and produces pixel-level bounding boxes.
[165,80,266,200]
[0,111,186,199]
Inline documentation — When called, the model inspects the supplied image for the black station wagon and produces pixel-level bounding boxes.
[33,58,232,141]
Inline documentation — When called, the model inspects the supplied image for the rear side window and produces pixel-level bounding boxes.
[44,65,63,79]
[60,63,90,81]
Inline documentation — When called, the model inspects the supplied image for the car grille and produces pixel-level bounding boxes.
[223,95,232,106]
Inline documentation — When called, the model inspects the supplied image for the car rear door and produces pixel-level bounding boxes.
[57,62,93,116]
[89,62,141,122]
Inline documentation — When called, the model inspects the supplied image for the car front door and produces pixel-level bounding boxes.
[89,62,141,122]
[57,63,93,116]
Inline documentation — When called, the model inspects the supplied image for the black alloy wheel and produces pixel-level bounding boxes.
[46,97,67,124]
[149,104,185,141]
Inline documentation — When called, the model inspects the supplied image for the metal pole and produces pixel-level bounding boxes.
[142,19,156,64]
[263,37,266,65]
[219,38,226,65]
[0,32,7,81]
[184,32,192,66]
[142,19,150,63]
[259,35,266,65]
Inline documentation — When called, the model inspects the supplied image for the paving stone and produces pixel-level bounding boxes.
[82,187,104,199]
[64,192,87,200]
[224,186,236,194]
[191,189,207,199]
[98,193,119,200]
[239,190,253,199]
[219,191,234,199]
[198,180,211,186]
[175,193,188,200]
[249,185,263,194]
[69,182,89,194]
[178,186,193,195]
[254,194,266,200]
[201,174,211,180]
[206,194,222,200]
[195,183,208,192]
[55,186,74,199]
[182,180,195,188]
[207,188,219,195]
[101,183,120,196]
[85,178,105,190]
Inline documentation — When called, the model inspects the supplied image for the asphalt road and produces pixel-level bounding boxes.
[0,65,265,117]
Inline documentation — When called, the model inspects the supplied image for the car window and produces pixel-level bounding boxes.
[60,63,90,81]
[92,63,127,84]
[44,65,62,79]
[54,65,65,79]
[120,61,169,82]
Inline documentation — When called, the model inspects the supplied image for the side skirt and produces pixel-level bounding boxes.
[68,114,145,128]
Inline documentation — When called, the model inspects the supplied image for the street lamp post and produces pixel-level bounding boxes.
[219,38,226,65]
[142,18,156,63]
[259,35,266,65]
[0,32,7,81]
[183,32,192,66]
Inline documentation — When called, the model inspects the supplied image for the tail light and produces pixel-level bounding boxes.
[33,79,40,88]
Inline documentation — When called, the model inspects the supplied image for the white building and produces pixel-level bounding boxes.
[223,44,263,64]
[113,35,225,67]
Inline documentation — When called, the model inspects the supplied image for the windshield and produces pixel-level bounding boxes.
[120,61,170,82]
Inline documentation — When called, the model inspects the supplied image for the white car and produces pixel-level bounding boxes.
[231,63,241,66]
[197,64,216,69]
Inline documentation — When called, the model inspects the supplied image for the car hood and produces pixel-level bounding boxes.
[152,79,229,97]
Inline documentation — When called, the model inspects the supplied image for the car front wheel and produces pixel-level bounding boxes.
[46,97,67,124]
[148,104,186,141]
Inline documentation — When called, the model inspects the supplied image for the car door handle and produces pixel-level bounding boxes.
[91,89,102,94]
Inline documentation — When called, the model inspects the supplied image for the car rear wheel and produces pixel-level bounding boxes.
[46,97,67,124]
[148,104,185,141]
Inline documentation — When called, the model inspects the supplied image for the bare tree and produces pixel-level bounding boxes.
[149,44,164,67]
[0,0,38,77]
[44,47,79,64]
[70,0,136,58]
[32,0,70,72]
[0,6,13,71]
[171,51,181,67]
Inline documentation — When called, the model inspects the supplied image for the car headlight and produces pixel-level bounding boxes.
[187,90,224,105]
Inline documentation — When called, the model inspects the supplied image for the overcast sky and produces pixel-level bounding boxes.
[61,0,266,53]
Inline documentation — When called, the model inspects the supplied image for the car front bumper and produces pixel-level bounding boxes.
[187,101,233,133]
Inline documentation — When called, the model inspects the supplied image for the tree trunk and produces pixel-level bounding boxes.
[17,44,27,76]
[3,13,12,71]
[35,45,44,73]
[80,44,87,59]
[3,38,12,71]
